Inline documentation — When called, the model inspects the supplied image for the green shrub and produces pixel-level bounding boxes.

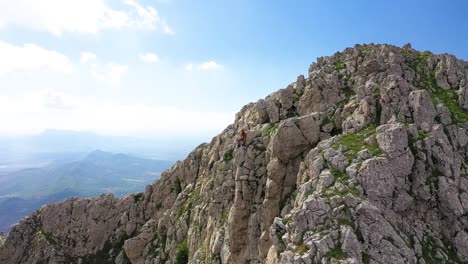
[174,177,182,194]
[342,86,355,98]
[132,192,144,201]
[334,59,346,71]
[419,131,429,139]
[223,149,234,162]
[263,126,278,138]
[175,242,189,264]
[362,253,371,264]
[297,243,308,254]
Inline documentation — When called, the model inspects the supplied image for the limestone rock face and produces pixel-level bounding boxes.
[2,44,468,264]
[0,234,4,248]
[408,90,436,132]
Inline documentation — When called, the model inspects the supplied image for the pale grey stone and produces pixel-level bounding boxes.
[408,90,436,132]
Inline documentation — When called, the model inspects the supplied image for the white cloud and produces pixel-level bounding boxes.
[185,61,224,72]
[123,0,174,35]
[0,40,72,75]
[80,52,97,64]
[91,63,129,84]
[160,21,175,35]
[43,90,78,110]
[0,0,174,36]
[199,61,224,71]
[79,52,129,84]
[139,53,159,63]
[185,63,194,71]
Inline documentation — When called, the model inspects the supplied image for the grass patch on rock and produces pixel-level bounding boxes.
[337,218,355,230]
[429,85,468,123]
[321,187,360,198]
[330,167,350,184]
[421,235,461,264]
[38,229,57,245]
[332,125,383,161]
[177,191,200,217]
[404,50,468,123]
[325,242,347,260]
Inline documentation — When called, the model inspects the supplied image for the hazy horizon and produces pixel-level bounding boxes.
[0,129,202,164]
[0,127,214,142]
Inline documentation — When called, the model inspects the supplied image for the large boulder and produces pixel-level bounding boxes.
[272,119,310,163]
[376,123,409,157]
[124,220,157,264]
[296,112,321,145]
[454,230,468,262]
[408,90,436,132]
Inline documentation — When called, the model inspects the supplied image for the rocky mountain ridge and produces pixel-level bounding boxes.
[1,43,468,264]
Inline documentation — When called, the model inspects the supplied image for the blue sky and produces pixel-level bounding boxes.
[0,0,466,141]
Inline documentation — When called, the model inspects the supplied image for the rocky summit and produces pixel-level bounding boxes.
[1,43,468,264]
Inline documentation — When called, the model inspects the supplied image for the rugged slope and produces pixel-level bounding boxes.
[1,43,468,264]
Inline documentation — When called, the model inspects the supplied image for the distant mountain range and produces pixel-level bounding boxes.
[0,129,200,163]
[0,150,174,233]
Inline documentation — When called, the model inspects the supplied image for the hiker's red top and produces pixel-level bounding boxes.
[239,130,247,141]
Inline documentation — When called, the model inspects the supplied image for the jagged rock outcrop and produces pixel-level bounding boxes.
[0,233,5,248]
[1,43,468,264]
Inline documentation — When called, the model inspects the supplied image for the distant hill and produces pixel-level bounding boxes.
[0,150,173,233]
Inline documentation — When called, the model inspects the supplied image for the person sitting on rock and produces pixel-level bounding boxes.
[237,129,247,147]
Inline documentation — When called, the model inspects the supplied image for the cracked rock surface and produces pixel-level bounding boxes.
[1,44,468,264]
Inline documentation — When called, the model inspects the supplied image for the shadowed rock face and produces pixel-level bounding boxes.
[1,43,468,264]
